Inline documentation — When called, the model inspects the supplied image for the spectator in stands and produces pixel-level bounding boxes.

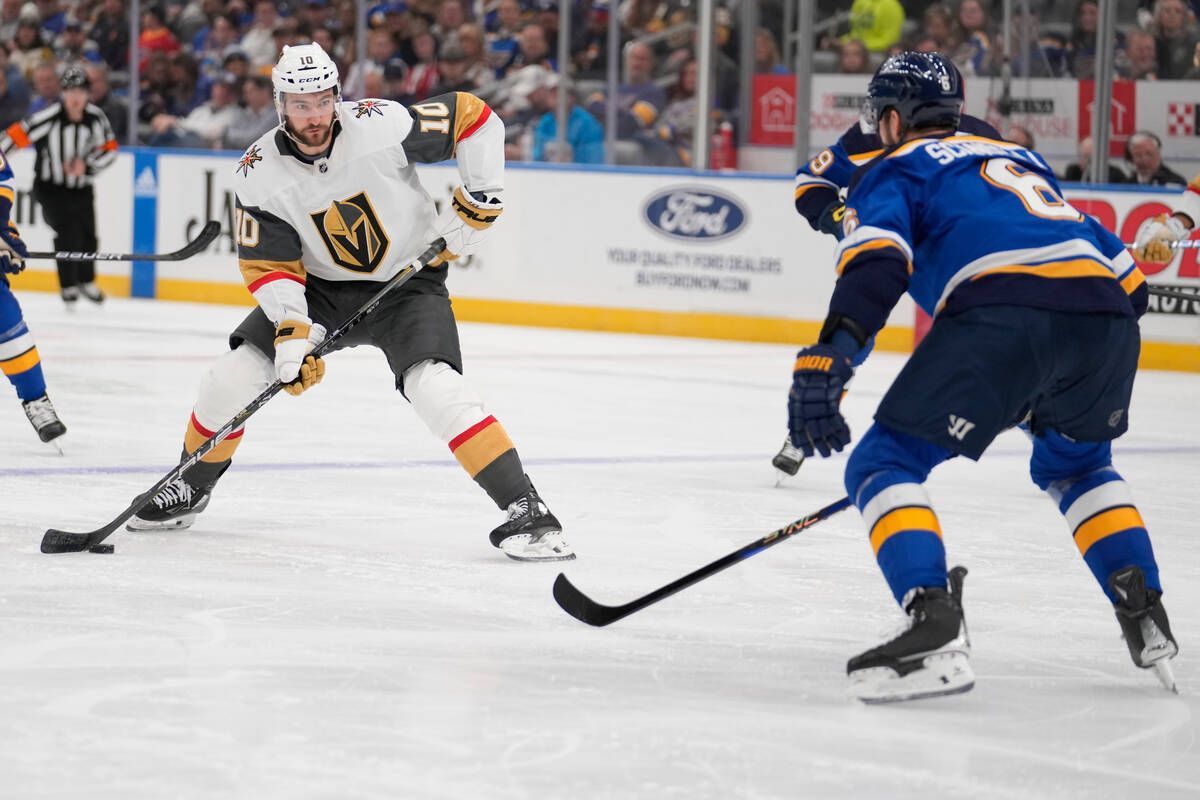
[224,74,275,150]
[88,0,129,72]
[222,49,252,83]
[195,13,240,81]
[240,0,281,70]
[433,0,466,41]
[455,22,493,87]
[1006,124,1035,149]
[54,19,100,65]
[33,0,65,39]
[1006,7,1069,77]
[299,0,334,34]
[270,18,305,64]
[510,21,556,74]
[0,54,30,129]
[10,14,53,80]
[585,41,668,164]
[148,73,240,149]
[838,38,873,73]
[921,3,957,51]
[1125,130,1188,186]
[138,51,190,134]
[531,71,605,164]
[344,28,400,100]
[1150,0,1199,79]
[656,55,699,166]
[571,1,612,79]
[396,26,439,103]
[27,60,61,114]
[532,0,560,55]
[755,28,788,73]
[429,40,476,93]
[952,0,994,75]
[138,5,180,71]
[1068,0,1117,79]
[1062,135,1128,183]
[486,0,524,77]
[844,0,905,52]
[1123,29,1159,79]
[85,61,127,142]
[0,0,22,42]
[169,51,206,116]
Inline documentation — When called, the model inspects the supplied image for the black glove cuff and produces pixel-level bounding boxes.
[817,313,870,349]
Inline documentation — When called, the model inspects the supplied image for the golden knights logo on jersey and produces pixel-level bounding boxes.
[309,191,390,273]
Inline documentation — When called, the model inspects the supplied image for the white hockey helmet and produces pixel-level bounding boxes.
[271,42,341,127]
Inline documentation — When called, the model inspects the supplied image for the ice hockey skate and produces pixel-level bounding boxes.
[772,437,805,485]
[847,566,974,703]
[126,475,213,531]
[1109,566,1179,693]
[80,282,105,303]
[22,393,66,450]
[489,487,575,562]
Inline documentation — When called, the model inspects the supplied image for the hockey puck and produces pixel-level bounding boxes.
[88,544,115,554]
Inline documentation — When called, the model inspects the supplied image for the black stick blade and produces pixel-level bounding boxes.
[179,220,221,259]
[41,529,92,554]
[553,573,630,627]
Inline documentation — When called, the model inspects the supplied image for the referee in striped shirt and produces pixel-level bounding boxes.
[1,65,118,306]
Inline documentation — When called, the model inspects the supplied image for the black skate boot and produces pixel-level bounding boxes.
[1109,566,1179,692]
[22,393,67,445]
[126,460,229,532]
[847,565,974,703]
[489,485,575,562]
[772,437,805,484]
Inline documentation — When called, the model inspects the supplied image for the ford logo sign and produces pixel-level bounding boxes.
[642,186,747,242]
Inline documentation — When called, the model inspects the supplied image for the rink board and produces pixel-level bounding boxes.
[5,147,1199,370]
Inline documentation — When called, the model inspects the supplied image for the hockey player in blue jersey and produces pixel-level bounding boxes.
[787,52,1176,703]
[772,83,1002,480]
[0,152,67,447]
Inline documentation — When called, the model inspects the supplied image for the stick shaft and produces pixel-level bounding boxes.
[40,240,444,554]
[553,496,853,626]
[27,220,220,262]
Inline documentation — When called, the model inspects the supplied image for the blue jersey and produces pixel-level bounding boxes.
[828,134,1145,337]
[794,114,1001,230]
[0,149,14,226]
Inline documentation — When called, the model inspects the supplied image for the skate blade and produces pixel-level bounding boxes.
[849,651,975,704]
[125,515,198,532]
[1151,660,1178,693]
[499,531,577,562]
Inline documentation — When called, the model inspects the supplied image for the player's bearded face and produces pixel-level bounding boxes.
[284,90,336,148]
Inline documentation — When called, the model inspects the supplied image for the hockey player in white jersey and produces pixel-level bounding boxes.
[128,43,574,562]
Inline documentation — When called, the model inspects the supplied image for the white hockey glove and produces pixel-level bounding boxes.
[1132,213,1191,264]
[273,318,326,396]
[427,186,503,266]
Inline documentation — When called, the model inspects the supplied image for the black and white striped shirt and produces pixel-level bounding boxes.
[1,103,118,189]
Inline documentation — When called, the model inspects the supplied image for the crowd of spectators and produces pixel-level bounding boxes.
[1,0,1198,168]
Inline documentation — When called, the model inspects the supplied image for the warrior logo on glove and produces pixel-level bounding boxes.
[310,191,390,273]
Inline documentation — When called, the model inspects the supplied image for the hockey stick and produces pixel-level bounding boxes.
[40,238,446,554]
[27,220,221,262]
[1123,239,1200,250]
[1147,285,1200,303]
[553,496,853,626]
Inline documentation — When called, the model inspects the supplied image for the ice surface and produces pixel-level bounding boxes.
[2,292,1198,799]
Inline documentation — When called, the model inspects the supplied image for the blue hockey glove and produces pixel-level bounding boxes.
[1,222,29,274]
[817,202,847,240]
[788,343,854,458]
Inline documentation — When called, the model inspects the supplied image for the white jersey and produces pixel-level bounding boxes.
[232,92,504,325]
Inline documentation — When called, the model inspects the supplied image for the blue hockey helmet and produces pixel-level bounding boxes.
[862,51,963,134]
